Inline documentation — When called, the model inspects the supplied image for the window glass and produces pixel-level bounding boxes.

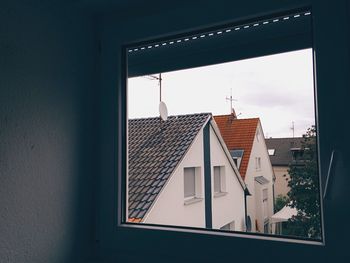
[213,166,221,193]
[126,10,322,242]
[184,168,196,198]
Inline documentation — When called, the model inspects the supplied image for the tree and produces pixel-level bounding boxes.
[286,126,321,239]
[274,194,289,213]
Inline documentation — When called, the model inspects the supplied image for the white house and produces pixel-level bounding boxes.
[214,114,275,233]
[128,113,247,232]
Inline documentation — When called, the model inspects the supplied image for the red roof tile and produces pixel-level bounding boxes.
[214,115,259,180]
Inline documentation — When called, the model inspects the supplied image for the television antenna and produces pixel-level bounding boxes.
[143,73,168,121]
[290,121,295,138]
[226,88,239,118]
[143,73,162,102]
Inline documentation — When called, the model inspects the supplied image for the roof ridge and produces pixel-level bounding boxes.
[129,112,212,121]
[213,114,260,121]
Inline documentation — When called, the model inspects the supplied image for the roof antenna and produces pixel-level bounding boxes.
[226,88,238,119]
[290,121,295,138]
[143,73,168,121]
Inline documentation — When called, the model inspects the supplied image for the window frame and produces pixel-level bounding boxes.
[109,5,345,259]
[183,167,203,204]
[184,167,196,199]
[213,165,226,196]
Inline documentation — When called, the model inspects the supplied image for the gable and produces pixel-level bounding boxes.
[128,113,211,221]
[214,115,259,180]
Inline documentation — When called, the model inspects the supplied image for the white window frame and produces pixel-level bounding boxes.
[183,167,203,205]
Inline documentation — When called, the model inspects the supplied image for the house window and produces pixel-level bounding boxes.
[255,157,261,171]
[184,167,202,204]
[268,149,275,156]
[264,222,269,234]
[184,167,196,198]
[213,166,226,196]
[230,149,244,169]
[220,221,235,231]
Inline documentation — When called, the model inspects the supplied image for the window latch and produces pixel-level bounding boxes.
[323,150,336,200]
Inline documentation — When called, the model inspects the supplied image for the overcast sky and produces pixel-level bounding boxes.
[128,49,315,138]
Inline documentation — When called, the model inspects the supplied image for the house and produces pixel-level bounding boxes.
[128,113,247,231]
[265,137,304,199]
[214,114,275,233]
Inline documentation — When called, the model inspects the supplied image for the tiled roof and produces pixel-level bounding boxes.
[265,137,303,166]
[128,113,211,221]
[214,115,259,180]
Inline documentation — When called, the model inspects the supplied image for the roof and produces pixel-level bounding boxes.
[265,137,303,166]
[213,115,259,180]
[128,113,211,222]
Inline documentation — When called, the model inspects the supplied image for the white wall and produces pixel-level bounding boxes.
[210,126,246,231]
[245,122,275,233]
[144,130,206,227]
[144,123,246,230]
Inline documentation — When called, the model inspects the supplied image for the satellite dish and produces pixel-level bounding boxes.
[159,101,168,121]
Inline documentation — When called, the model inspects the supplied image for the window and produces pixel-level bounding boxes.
[124,7,323,243]
[184,167,202,204]
[230,150,244,169]
[184,167,196,198]
[255,157,261,170]
[264,221,269,234]
[213,166,226,196]
[268,149,275,156]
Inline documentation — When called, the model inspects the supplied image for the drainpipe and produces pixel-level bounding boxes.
[203,123,212,229]
[244,187,251,232]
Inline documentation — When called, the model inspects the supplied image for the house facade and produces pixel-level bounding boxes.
[214,115,275,233]
[128,113,247,231]
[265,137,303,198]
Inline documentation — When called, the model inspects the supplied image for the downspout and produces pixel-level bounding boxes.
[244,188,251,232]
[203,123,212,229]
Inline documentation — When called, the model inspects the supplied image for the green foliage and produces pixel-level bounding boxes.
[286,126,321,239]
[274,194,289,213]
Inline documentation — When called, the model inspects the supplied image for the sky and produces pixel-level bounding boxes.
[128,49,315,138]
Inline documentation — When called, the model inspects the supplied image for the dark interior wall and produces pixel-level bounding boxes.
[0,2,97,263]
[1,0,349,262]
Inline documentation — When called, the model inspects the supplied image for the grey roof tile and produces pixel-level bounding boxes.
[265,137,303,166]
[128,113,211,220]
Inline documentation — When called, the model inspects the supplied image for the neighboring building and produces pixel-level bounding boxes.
[265,137,304,198]
[128,113,247,231]
[214,114,275,234]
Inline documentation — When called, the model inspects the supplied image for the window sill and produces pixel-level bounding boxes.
[214,192,228,198]
[184,197,203,205]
